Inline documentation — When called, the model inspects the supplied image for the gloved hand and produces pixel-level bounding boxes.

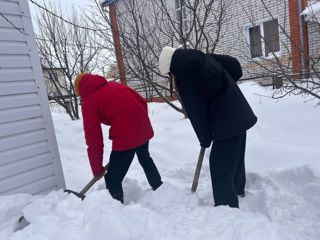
[93,166,105,179]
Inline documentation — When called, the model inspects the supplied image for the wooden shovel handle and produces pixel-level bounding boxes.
[191,147,205,192]
[79,164,109,195]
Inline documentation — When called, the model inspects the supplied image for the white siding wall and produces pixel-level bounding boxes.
[0,0,65,195]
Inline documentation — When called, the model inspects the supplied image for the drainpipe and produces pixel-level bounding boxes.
[102,1,127,85]
[298,0,310,75]
[298,0,305,71]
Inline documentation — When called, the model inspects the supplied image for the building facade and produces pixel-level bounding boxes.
[302,1,320,65]
[42,67,68,99]
[103,0,319,97]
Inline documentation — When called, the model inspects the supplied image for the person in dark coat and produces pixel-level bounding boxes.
[74,73,162,203]
[158,47,257,208]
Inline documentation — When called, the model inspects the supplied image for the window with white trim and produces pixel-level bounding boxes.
[175,0,189,33]
[246,19,280,58]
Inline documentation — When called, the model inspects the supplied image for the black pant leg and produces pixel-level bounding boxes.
[104,149,135,203]
[209,134,243,208]
[234,133,247,196]
[136,142,162,190]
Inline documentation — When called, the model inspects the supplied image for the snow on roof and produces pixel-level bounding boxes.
[100,0,118,7]
[301,1,320,22]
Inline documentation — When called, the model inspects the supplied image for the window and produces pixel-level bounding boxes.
[52,90,60,97]
[53,72,59,81]
[48,72,59,81]
[175,0,189,33]
[246,19,280,58]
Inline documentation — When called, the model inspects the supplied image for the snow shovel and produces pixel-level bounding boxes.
[16,164,109,231]
[64,163,109,200]
[191,147,205,192]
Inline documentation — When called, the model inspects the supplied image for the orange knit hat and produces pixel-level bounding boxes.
[74,73,87,96]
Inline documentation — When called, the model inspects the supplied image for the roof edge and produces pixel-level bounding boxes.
[100,0,118,7]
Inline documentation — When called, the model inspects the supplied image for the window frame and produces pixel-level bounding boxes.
[244,17,281,60]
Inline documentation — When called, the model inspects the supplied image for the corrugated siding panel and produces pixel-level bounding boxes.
[0,14,23,28]
[0,164,55,194]
[0,117,45,138]
[0,41,30,55]
[0,28,26,41]
[0,80,37,95]
[0,105,42,123]
[0,93,39,109]
[0,0,20,15]
[0,55,32,68]
[0,129,47,152]
[0,0,65,195]
[0,153,51,180]
[4,176,58,195]
[0,141,49,166]
[0,68,34,81]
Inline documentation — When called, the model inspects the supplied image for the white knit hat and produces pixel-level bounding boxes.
[159,46,176,74]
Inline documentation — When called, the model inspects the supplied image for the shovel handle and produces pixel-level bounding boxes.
[191,147,205,192]
[79,164,109,195]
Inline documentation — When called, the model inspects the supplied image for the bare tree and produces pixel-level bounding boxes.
[86,0,234,116]
[241,0,320,103]
[34,1,112,120]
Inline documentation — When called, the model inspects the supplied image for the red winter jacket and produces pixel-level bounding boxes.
[78,74,154,176]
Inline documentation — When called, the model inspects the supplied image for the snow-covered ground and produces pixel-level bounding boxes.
[1,82,320,240]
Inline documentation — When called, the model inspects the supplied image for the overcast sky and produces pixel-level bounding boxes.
[28,0,95,33]
[29,0,92,17]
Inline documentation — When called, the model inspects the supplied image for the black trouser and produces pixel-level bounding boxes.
[209,132,246,208]
[104,141,162,203]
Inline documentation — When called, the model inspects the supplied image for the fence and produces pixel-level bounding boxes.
[240,72,316,89]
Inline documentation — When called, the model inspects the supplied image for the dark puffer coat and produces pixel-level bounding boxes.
[170,49,257,147]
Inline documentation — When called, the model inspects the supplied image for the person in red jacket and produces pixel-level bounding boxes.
[74,73,162,203]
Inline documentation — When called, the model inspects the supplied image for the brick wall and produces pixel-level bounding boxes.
[112,0,318,99]
[214,0,291,79]
[307,21,320,72]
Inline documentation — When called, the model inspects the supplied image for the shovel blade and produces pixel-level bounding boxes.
[14,216,30,232]
[64,189,86,200]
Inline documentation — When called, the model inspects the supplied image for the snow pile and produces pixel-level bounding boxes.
[100,0,117,8]
[302,1,320,22]
[1,82,320,240]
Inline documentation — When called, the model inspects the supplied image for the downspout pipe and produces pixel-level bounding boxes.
[298,0,310,75]
[109,3,127,85]
[101,0,127,85]
[298,0,305,72]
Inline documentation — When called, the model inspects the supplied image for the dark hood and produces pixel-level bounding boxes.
[211,54,243,81]
[79,74,107,99]
[170,49,205,78]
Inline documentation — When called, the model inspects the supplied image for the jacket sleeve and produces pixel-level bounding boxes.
[82,102,104,176]
[178,79,212,148]
[128,87,148,111]
[210,54,242,82]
